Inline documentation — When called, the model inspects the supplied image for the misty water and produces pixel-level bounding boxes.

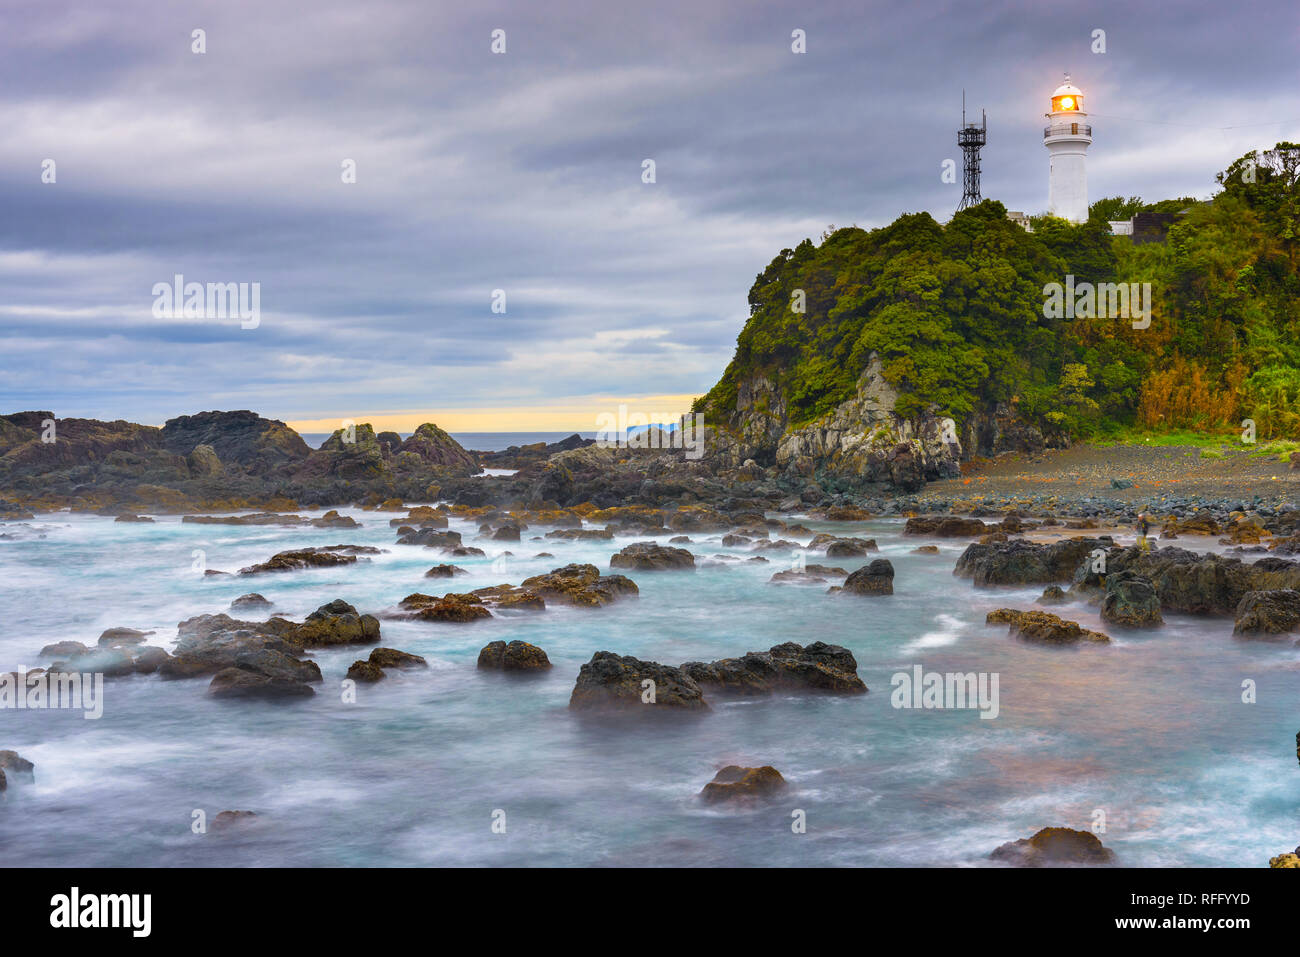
[1,508,1297,866]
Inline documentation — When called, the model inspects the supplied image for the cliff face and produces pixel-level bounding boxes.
[705,354,962,492]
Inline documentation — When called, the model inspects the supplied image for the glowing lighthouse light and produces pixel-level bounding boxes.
[1043,73,1092,223]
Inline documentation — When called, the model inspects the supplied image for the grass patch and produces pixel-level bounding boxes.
[1089,427,1240,450]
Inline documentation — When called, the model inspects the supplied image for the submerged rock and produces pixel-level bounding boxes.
[208,667,316,700]
[424,564,467,579]
[399,592,493,622]
[1037,585,1069,605]
[230,593,271,610]
[700,765,787,804]
[990,827,1115,866]
[212,810,258,830]
[477,640,551,671]
[569,652,707,712]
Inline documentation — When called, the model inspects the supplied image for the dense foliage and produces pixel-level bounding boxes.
[695,143,1300,441]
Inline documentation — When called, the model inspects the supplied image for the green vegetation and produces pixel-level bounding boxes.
[695,143,1300,444]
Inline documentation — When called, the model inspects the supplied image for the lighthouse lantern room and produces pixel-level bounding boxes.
[1043,74,1092,223]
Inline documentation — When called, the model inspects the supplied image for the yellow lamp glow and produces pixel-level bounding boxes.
[1059,96,1075,110]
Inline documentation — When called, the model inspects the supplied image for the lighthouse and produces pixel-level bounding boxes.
[1043,74,1091,223]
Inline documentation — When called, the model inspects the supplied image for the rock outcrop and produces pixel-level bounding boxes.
[609,542,695,571]
[569,652,708,712]
[1233,589,1300,636]
[991,827,1116,866]
[477,640,552,671]
[986,609,1109,644]
[699,765,787,804]
[840,558,895,595]
[681,641,867,695]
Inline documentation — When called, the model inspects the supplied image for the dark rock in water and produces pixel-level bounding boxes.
[208,667,316,699]
[700,765,787,804]
[397,527,463,548]
[610,542,695,571]
[842,559,894,596]
[770,565,847,584]
[238,545,370,575]
[346,660,386,682]
[1099,571,1163,628]
[468,584,546,612]
[681,641,866,695]
[98,627,154,647]
[522,564,638,607]
[490,523,522,541]
[161,409,311,472]
[911,545,939,554]
[292,600,381,647]
[114,513,155,523]
[0,751,35,786]
[424,564,466,578]
[184,513,305,526]
[569,652,708,712]
[904,515,987,537]
[987,609,1109,644]
[826,538,878,557]
[231,593,271,610]
[132,646,171,674]
[956,537,1113,587]
[477,640,551,671]
[396,422,480,473]
[310,509,359,528]
[991,827,1115,866]
[39,640,90,657]
[1233,589,1300,636]
[1083,545,1300,616]
[368,647,428,669]
[212,810,258,830]
[1037,585,1069,606]
[234,648,322,684]
[400,592,493,622]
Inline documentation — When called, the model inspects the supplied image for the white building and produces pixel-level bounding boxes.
[1043,74,1092,223]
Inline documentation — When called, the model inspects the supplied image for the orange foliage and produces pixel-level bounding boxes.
[1136,356,1242,430]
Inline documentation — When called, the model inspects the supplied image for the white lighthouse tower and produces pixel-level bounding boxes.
[1043,74,1091,223]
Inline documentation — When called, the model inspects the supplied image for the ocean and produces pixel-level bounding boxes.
[1,509,1296,866]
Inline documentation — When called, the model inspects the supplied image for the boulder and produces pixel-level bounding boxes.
[400,593,493,623]
[0,751,35,785]
[1099,571,1163,628]
[425,564,467,578]
[609,542,695,571]
[346,660,386,683]
[699,765,787,804]
[991,827,1116,866]
[569,652,708,712]
[368,647,428,669]
[290,599,381,647]
[1037,585,1068,605]
[955,537,1113,587]
[841,558,894,596]
[476,640,552,671]
[238,545,372,575]
[230,593,271,610]
[98,627,154,647]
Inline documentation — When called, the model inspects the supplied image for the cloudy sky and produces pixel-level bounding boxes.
[1,0,1297,432]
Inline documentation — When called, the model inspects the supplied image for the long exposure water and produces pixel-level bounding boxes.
[1,505,1296,866]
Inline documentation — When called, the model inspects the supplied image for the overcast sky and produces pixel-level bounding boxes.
[1,0,1297,431]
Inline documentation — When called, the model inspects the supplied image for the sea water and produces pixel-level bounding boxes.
[0,509,1296,866]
